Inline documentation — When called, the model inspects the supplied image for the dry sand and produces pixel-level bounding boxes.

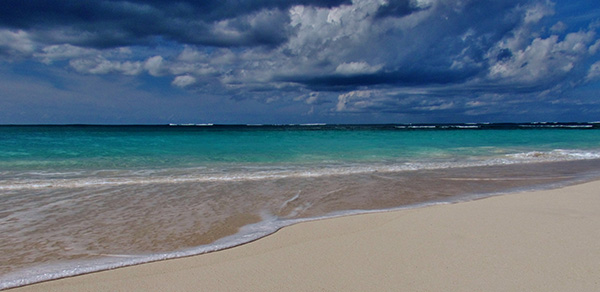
[8,180,600,291]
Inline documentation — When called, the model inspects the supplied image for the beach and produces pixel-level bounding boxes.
[4,0,600,288]
[3,0,600,288]
[8,179,600,291]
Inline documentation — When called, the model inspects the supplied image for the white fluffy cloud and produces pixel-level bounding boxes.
[0,29,35,58]
[35,44,96,64]
[69,57,143,75]
[144,56,166,77]
[335,62,382,75]
[171,75,197,87]
[523,2,554,24]
[336,90,379,112]
[589,40,600,55]
[488,31,597,83]
[587,61,600,81]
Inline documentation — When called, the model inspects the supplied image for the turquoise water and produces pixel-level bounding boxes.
[2,124,600,289]
[2,124,600,171]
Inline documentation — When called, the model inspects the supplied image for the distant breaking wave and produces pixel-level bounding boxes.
[163,122,599,129]
[2,149,600,192]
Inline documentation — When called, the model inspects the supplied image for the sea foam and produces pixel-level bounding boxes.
[2,149,600,192]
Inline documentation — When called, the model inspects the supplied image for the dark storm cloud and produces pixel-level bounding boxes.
[277,69,479,90]
[374,0,429,18]
[0,0,350,48]
[120,0,351,21]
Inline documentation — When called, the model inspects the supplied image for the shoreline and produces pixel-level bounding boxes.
[7,178,600,291]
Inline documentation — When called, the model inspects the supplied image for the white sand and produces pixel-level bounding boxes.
[9,180,600,291]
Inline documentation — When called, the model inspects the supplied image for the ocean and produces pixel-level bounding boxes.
[2,123,600,289]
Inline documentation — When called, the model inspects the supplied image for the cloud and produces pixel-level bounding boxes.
[144,56,166,76]
[271,0,542,90]
[0,29,35,58]
[550,21,567,33]
[6,0,596,93]
[0,0,351,49]
[335,62,382,75]
[487,30,596,84]
[590,40,600,55]
[523,2,554,23]
[374,0,432,18]
[336,90,380,112]
[1,0,599,122]
[294,91,331,105]
[69,58,143,75]
[172,75,197,88]
[34,44,101,64]
[587,61,600,81]
[335,88,462,114]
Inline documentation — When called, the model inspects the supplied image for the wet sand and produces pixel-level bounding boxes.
[8,180,600,291]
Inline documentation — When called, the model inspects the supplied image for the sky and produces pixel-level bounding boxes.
[1,0,600,124]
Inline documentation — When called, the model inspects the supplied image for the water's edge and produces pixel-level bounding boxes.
[3,159,600,290]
